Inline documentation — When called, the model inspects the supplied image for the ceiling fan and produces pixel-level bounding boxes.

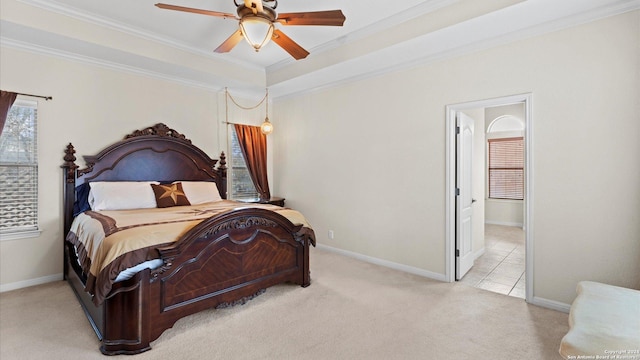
[155,0,346,60]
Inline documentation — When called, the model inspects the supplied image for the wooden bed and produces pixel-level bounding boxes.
[61,123,315,355]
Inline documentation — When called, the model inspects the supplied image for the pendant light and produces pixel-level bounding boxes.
[260,89,273,135]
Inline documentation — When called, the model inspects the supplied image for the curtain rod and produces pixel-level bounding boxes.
[222,121,256,126]
[14,92,53,101]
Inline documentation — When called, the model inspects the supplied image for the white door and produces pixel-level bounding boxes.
[456,112,475,280]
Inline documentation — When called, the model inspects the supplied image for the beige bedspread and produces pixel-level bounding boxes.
[66,200,313,305]
[559,281,640,359]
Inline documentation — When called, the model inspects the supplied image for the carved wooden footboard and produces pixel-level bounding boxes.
[99,208,312,355]
[61,124,314,355]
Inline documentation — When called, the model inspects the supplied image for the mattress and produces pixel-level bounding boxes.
[73,245,162,283]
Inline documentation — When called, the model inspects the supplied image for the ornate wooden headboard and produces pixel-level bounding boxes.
[61,123,227,235]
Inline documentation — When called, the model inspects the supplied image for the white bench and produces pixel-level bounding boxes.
[559,281,640,359]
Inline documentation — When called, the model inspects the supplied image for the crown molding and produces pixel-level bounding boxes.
[0,35,264,99]
[16,0,264,72]
[269,0,640,99]
[0,36,221,92]
[266,0,458,72]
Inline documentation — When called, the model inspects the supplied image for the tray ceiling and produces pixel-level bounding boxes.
[1,0,637,98]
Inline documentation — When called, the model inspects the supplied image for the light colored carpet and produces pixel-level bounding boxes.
[0,249,568,359]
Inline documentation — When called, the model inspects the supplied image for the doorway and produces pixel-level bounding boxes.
[459,224,525,298]
[445,93,533,303]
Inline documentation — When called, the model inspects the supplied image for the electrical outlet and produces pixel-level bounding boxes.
[328,230,334,240]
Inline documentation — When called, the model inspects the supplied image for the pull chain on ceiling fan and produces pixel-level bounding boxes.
[155,0,346,60]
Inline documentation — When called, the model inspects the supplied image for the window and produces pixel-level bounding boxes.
[0,99,39,236]
[229,127,258,200]
[488,137,523,200]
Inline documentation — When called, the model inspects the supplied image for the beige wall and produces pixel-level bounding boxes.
[0,46,223,288]
[273,11,640,305]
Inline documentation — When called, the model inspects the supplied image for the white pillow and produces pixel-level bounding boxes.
[174,181,223,205]
[89,181,159,211]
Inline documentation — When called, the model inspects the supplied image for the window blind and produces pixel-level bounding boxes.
[0,101,38,233]
[488,137,523,200]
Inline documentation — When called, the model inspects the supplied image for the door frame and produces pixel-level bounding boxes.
[445,93,533,303]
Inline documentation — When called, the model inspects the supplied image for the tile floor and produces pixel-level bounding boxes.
[459,224,525,298]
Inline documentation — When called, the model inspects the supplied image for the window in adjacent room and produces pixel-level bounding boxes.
[488,137,524,200]
[486,115,525,201]
[229,127,259,200]
[0,99,39,238]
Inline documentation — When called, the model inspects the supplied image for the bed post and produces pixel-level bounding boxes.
[61,143,78,279]
[101,270,151,355]
[217,151,228,199]
[297,229,315,287]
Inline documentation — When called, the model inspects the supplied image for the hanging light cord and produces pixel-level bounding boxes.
[225,87,268,110]
[223,87,272,134]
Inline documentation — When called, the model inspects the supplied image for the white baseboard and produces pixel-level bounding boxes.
[0,273,63,293]
[317,244,574,314]
[529,296,571,313]
[474,247,485,260]
[316,244,447,282]
[485,220,524,228]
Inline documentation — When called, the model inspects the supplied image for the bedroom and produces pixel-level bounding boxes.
[0,0,639,357]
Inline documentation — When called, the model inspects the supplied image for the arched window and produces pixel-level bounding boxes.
[487,116,524,200]
[487,115,524,133]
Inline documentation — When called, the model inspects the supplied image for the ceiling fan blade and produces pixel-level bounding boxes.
[243,0,264,15]
[214,29,244,53]
[155,3,236,19]
[276,10,346,26]
[271,29,309,60]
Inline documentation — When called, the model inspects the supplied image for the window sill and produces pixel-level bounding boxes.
[0,229,42,242]
[486,198,524,203]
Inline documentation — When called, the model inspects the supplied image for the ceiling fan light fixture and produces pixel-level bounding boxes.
[239,16,274,51]
[156,2,345,60]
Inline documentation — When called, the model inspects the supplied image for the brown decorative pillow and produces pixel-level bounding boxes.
[151,183,191,208]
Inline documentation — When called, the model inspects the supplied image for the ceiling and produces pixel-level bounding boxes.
[10,0,443,68]
[1,0,638,98]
